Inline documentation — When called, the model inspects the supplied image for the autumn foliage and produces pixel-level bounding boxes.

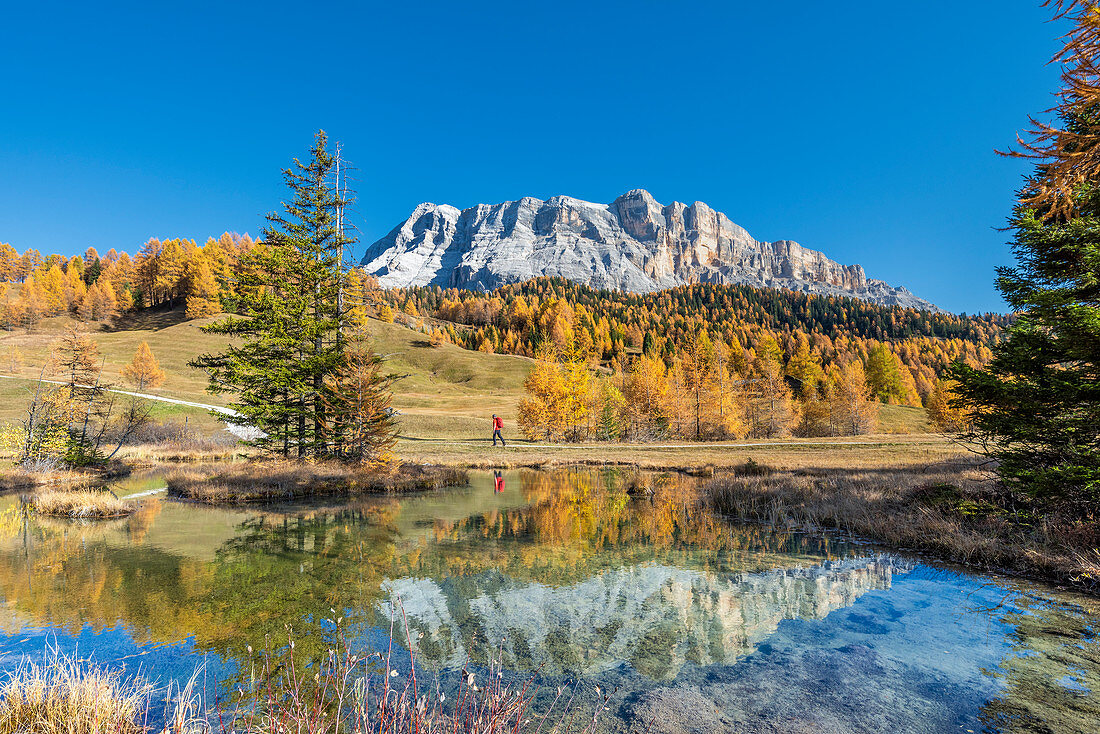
[377,278,1001,440]
[515,327,882,442]
[383,278,1001,411]
[2,225,999,446]
[0,234,257,330]
[121,341,166,390]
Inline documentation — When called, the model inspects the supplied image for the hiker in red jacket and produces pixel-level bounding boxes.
[492,414,506,447]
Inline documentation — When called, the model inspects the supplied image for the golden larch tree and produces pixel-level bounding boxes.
[827,361,878,435]
[624,354,667,439]
[560,341,593,441]
[926,378,972,433]
[121,341,166,390]
[1004,0,1100,218]
[323,345,398,464]
[752,355,797,438]
[518,345,568,441]
[185,256,222,319]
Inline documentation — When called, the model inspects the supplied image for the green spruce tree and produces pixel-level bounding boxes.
[953,106,1100,511]
[192,131,358,459]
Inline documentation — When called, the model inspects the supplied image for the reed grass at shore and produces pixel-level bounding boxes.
[0,649,149,734]
[703,460,1100,592]
[30,490,134,519]
[0,628,607,734]
[0,467,87,492]
[166,461,469,504]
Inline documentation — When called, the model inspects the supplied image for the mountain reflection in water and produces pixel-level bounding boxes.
[0,468,1094,733]
[383,557,898,680]
[0,469,882,675]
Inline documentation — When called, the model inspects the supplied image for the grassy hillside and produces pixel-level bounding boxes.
[0,308,933,449]
[0,309,533,439]
[878,404,931,433]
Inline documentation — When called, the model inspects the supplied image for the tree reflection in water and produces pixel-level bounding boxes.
[0,469,1093,732]
[0,471,869,671]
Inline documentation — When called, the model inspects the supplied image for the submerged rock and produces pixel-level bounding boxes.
[629,685,727,733]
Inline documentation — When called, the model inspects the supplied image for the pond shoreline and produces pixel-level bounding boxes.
[12,447,1095,596]
[161,455,1100,596]
[0,461,131,492]
[701,462,1100,596]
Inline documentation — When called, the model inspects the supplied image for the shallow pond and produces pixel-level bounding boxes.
[0,468,1097,733]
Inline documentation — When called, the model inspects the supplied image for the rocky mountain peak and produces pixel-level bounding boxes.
[361,190,939,312]
[613,189,665,241]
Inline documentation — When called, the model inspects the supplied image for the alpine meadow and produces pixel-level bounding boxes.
[0,2,1099,733]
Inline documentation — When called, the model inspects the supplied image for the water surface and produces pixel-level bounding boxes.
[0,468,1096,733]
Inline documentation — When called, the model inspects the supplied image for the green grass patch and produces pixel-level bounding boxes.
[878,403,931,433]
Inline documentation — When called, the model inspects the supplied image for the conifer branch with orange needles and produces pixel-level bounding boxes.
[1004,0,1100,219]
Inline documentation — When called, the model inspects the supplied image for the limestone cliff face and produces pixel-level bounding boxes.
[362,189,938,311]
[379,557,904,681]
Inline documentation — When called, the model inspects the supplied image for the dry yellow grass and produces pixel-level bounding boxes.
[704,460,1100,592]
[0,311,233,413]
[166,460,468,504]
[0,466,94,491]
[117,442,241,465]
[0,650,147,734]
[31,490,134,519]
[394,433,968,472]
[0,310,532,437]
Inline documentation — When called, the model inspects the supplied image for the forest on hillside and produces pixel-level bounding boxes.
[0,238,995,441]
[0,234,383,329]
[369,279,995,441]
[383,278,1005,407]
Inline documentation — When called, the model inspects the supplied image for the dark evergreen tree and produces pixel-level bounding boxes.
[192,131,364,459]
[953,134,1100,511]
[84,257,102,285]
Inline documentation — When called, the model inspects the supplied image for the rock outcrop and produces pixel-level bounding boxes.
[362,189,939,311]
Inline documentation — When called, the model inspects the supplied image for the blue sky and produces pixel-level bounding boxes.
[0,1,1066,313]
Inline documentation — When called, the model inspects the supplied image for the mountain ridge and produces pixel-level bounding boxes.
[361,189,940,312]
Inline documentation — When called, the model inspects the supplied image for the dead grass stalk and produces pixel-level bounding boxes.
[0,647,148,734]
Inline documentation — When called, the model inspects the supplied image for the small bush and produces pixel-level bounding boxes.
[733,458,773,476]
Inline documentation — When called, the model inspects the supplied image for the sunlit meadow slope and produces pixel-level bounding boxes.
[0,306,937,468]
[0,307,533,438]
